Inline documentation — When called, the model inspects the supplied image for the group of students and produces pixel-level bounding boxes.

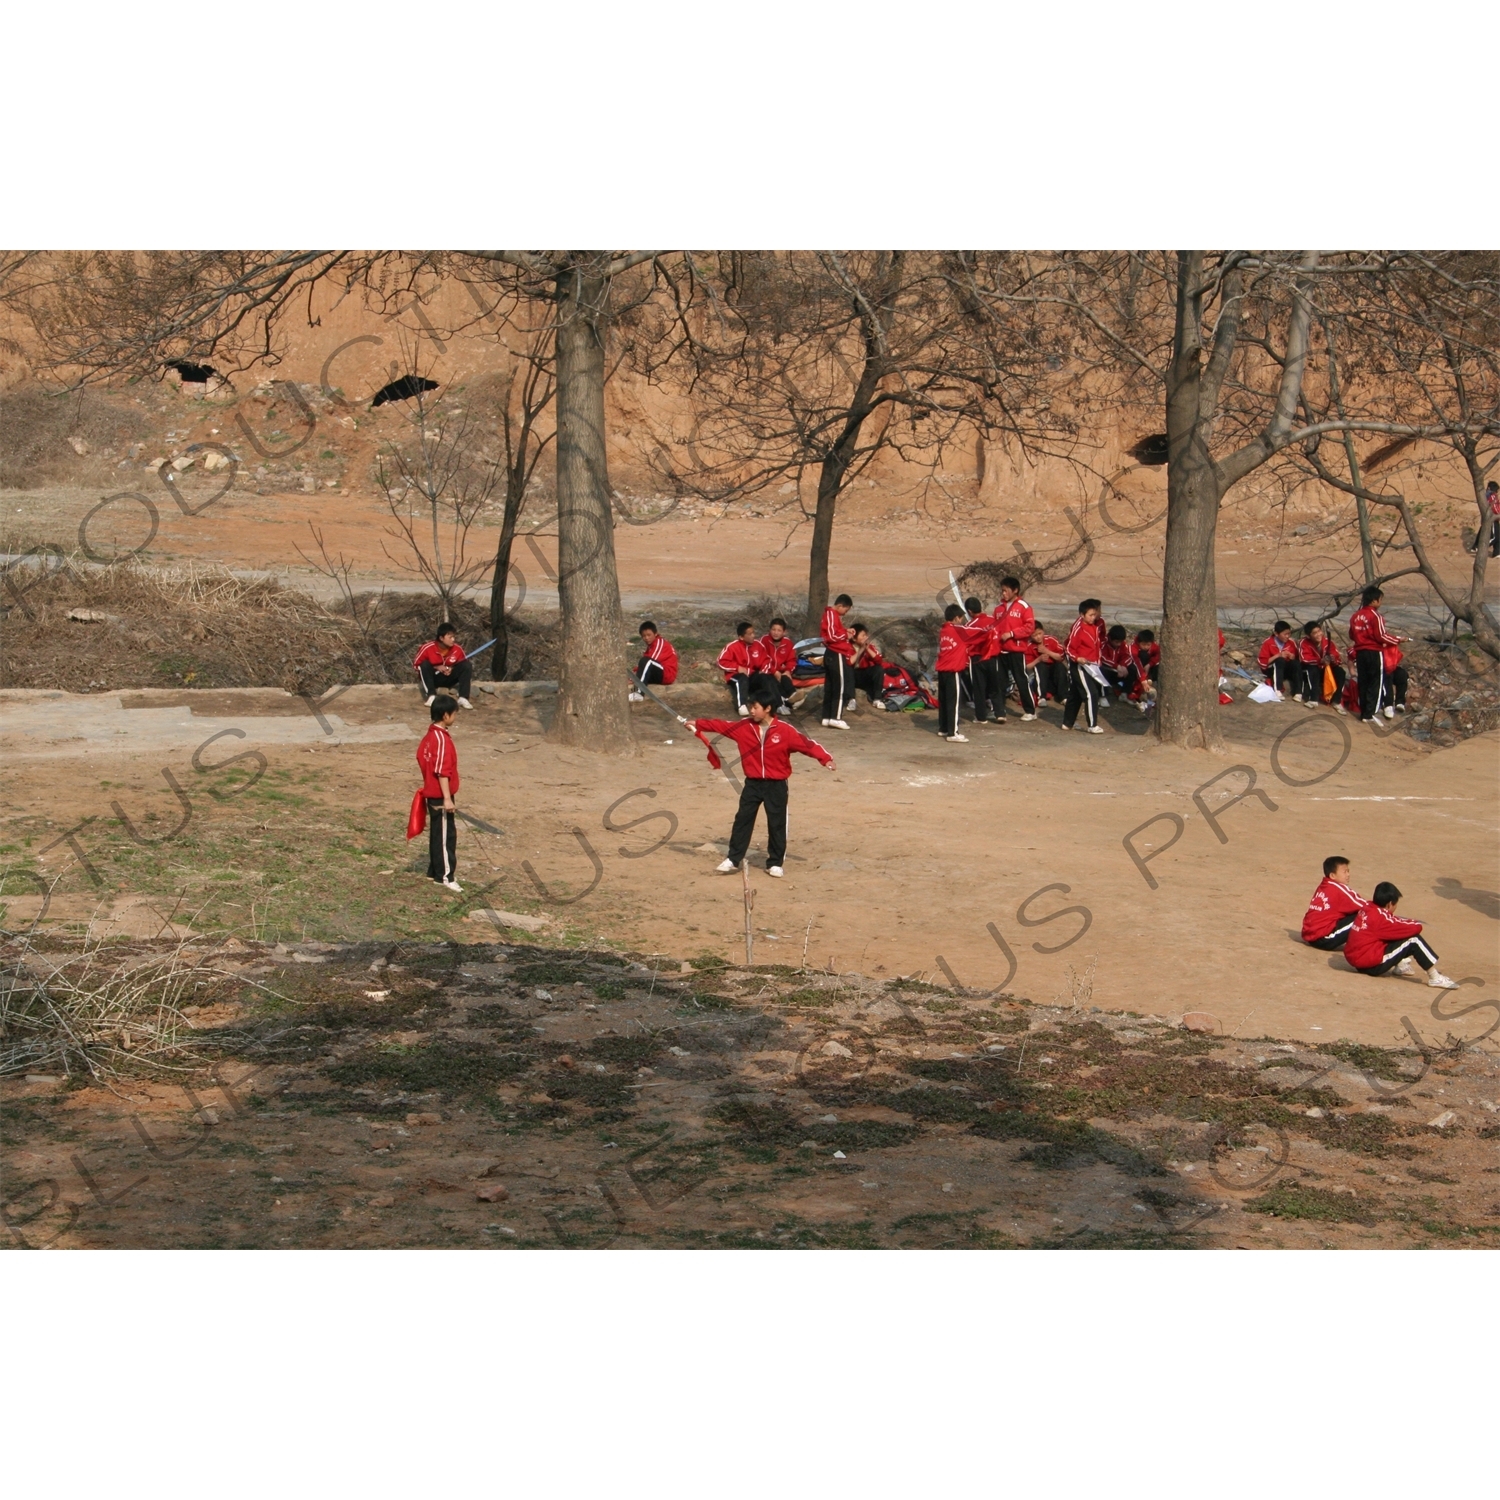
[1256,585,1410,723]
[1301,855,1458,988]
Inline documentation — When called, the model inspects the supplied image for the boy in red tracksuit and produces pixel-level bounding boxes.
[1023,626,1067,706]
[963,596,1003,723]
[993,577,1037,719]
[1349,585,1405,722]
[761,617,798,709]
[1126,630,1160,709]
[1381,642,1408,716]
[414,624,473,709]
[631,620,679,700]
[1301,855,1368,950]
[1258,621,1299,697]
[850,624,888,709]
[936,604,972,742]
[686,689,834,878]
[718,621,768,716]
[1344,882,1457,988]
[1298,621,1345,707]
[820,593,855,728]
[1101,625,1131,697]
[410,696,462,892]
[1063,599,1106,732]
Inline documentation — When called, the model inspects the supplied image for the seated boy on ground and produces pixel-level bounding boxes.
[1299,621,1345,707]
[685,688,835,878]
[631,621,679,700]
[760,617,799,709]
[1126,629,1159,710]
[1258,621,1299,697]
[1023,625,1067,706]
[1100,624,1131,698]
[850,624,888,710]
[1344,882,1457,988]
[1301,855,1367,950]
[717,620,768,716]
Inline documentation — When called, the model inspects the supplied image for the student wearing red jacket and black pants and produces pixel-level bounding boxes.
[411,697,462,891]
[1349,585,1404,723]
[414,624,472,708]
[1344,882,1457,988]
[963,597,1003,723]
[760,618,798,709]
[993,578,1036,718]
[1062,599,1106,732]
[820,594,855,727]
[687,689,834,877]
[1301,856,1367,951]
[1298,621,1345,706]
[718,622,769,715]
[936,605,972,741]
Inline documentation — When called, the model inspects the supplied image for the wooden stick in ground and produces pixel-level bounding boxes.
[742,863,754,966]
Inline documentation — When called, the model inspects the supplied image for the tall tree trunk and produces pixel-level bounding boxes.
[488,492,521,680]
[804,456,845,636]
[552,265,633,750]
[1156,252,1224,751]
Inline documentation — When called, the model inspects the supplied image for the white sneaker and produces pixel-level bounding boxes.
[1335,704,1347,714]
[846,700,858,713]
[1021,713,1036,722]
[826,719,849,730]
[1383,706,1395,719]
[767,866,784,878]
[628,691,644,702]
[424,695,435,706]
[442,880,463,893]
[1086,725,1104,734]
[1137,701,1150,714]
[1396,957,1417,976]
[1394,704,1407,714]
[1427,970,1459,989]
[715,858,739,873]
[458,697,473,709]
[946,733,968,742]
[738,705,750,717]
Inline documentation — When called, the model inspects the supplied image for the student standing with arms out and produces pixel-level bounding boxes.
[820,593,855,729]
[993,578,1036,720]
[1063,599,1106,733]
[1349,585,1405,722]
[414,624,473,709]
[761,617,798,710]
[687,689,834,879]
[408,696,462,892]
[630,621,678,699]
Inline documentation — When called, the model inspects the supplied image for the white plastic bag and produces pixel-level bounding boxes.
[1248,682,1281,704]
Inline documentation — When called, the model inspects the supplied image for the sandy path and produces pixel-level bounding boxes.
[6,683,1494,1049]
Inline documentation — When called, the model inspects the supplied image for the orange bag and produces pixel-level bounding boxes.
[1322,663,1336,704]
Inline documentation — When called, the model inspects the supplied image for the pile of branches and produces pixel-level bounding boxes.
[0,927,226,1083]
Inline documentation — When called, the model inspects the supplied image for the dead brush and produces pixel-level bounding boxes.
[0,927,229,1084]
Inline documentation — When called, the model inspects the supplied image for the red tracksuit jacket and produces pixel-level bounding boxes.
[821,607,854,660]
[1345,905,1423,970]
[414,641,466,670]
[1101,640,1130,674]
[1065,618,1102,663]
[1129,641,1160,677]
[717,638,768,679]
[1349,605,1400,653]
[1301,877,1368,942]
[936,621,971,672]
[995,598,1035,651]
[1258,635,1297,672]
[760,635,798,675]
[1023,634,1063,667]
[968,611,1002,661]
[416,724,460,798]
[693,717,832,778]
[1299,636,1342,667]
[641,634,679,684]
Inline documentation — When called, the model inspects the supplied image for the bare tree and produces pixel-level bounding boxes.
[371,381,503,616]
[631,251,1072,633]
